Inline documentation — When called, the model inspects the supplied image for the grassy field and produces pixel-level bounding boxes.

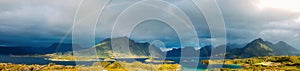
[0,61,181,71]
[201,56,300,71]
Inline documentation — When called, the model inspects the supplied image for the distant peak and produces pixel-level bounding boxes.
[276,41,288,45]
[252,38,264,43]
[256,38,264,41]
[99,36,141,44]
[102,36,130,41]
[113,36,129,39]
[277,41,285,43]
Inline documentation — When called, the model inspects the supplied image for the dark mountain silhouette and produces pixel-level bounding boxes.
[199,45,212,57]
[165,45,212,57]
[166,46,200,57]
[166,48,181,57]
[45,43,86,54]
[0,43,83,55]
[210,43,245,57]
[0,46,44,54]
[214,43,245,51]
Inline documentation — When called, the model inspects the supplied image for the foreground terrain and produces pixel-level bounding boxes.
[0,61,181,71]
[202,56,300,71]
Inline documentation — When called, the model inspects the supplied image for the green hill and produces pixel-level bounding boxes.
[226,38,300,58]
[226,38,274,58]
[92,37,152,58]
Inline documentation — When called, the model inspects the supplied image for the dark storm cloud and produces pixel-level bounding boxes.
[0,0,300,48]
[0,0,79,47]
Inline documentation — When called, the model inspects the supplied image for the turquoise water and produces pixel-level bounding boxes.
[182,64,241,71]
[183,67,205,71]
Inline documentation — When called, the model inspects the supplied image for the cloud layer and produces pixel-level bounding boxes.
[0,0,300,48]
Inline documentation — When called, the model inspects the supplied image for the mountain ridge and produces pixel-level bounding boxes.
[0,43,83,55]
[226,38,299,58]
[1,37,299,59]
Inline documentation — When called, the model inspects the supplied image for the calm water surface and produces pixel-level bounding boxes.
[0,55,241,70]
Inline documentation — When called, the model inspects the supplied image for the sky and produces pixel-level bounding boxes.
[0,0,300,48]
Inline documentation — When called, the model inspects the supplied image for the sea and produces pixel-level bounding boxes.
[0,55,241,71]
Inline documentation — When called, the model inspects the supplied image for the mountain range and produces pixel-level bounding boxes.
[0,43,85,55]
[56,37,162,58]
[226,38,300,58]
[0,37,299,58]
[68,37,299,58]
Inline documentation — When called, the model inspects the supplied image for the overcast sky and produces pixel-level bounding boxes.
[0,0,300,48]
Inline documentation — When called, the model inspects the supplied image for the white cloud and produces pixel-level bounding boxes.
[259,29,299,41]
[294,16,300,22]
[263,19,300,30]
